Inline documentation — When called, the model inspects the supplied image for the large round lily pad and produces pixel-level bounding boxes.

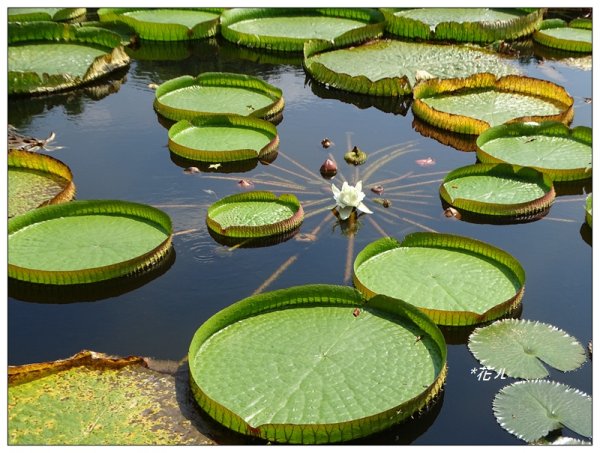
[304,39,518,97]
[8,150,76,218]
[168,115,279,163]
[8,21,130,95]
[206,191,303,241]
[154,72,284,122]
[382,8,543,43]
[353,233,525,326]
[98,8,222,41]
[189,284,447,444]
[412,73,574,135]
[476,121,592,182]
[220,8,385,52]
[8,200,172,285]
[534,18,592,53]
[439,163,555,221]
[8,7,86,22]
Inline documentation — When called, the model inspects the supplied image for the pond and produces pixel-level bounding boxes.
[7,14,592,445]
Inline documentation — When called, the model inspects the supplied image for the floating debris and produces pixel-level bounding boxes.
[373,198,391,208]
[183,166,200,174]
[208,163,222,170]
[238,179,254,189]
[353,307,361,317]
[148,83,159,90]
[415,157,436,167]
[583,97,592,104]
[320,158,337,178]
[321,138,333,148]
[444,207,461,219]
[371,185,384,195]
[8,125,62,152]
[295,233,318,242]
[344,146,367,166]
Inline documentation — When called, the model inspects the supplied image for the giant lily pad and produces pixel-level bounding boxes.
[412,73,574,135]
[8,7,86,22]
[382,8,544,43]
[206,191,303,241]
[189,284,447,444]
[353,233,525,326]
[468,319,587,379]
[8,21,130,95]
[439,163,555,221]
[534,18,592,53]
[168,114,279,163]
[8,350,215,445]
[8,200,172,285]
[304,39,518,97]
[98,8,222,41]
[476,121,592,182]
[8,150,76,218]
[154,72,284,122]
[220,8,385,52]
[493,380,592,443]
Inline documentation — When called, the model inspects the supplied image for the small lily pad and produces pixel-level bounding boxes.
[168,115,279,163]
[493,380,592,443]
[468,319,587,379]
[8,7,86,22]
[206,191,303,240]
[534,18,592,53]
[189,284,447,444]
[154,72,284,122]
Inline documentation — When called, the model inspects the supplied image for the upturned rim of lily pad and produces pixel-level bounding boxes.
[533,18,592,53]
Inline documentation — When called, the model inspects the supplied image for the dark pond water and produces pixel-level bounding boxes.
[7,27,592,445]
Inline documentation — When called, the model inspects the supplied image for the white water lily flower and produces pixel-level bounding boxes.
[331,180,373,220]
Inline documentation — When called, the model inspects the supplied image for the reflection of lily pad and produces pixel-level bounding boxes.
[412,73,573,135]
[206,191,303,240]
[534,18,592,53]
[8,22,130,95]
[98,8,221,41]
[154,72,284,122]
[468,319,587,379]
[8,200,172,285]
[8,150,75,218]
[493,380,592,443]
[382,8,543,43]
[8,7,86,22]
[221,8,385,52]
[168,115,278,163]
[476,121,592,182]
[353,233,525,326]
[189,284,447,444]
[412,117,477,152]
[304,39,518,97]
[439,163,555,220]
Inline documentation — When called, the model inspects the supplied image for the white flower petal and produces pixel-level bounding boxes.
[357,202,373,214]
[341,181,350,192]
[337,206,354,220]
[331,183,340,198]
[355,180,363,193]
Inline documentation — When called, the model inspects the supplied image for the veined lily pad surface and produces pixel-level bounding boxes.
[8,150,76,218]
[98,8,221,41]
[8,22,130,95]
[304,39,518,97]
[353,233,525,326]
[189,285,447,444]
[412,74,574,135]
[221,8,384,52]
[8,200,172,285]
[206,191,303,240]
[168,115,279,163]
[476,122,592,181]
[534,19,592,53]
[382,8,543,43]
[8,7,86,22]
[439,163,555,220]
[154,72,284,122]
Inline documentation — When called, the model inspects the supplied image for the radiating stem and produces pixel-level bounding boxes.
[252,255,299,295]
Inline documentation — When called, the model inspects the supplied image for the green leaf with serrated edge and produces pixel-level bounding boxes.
[493,380,592,443]
[476,121,592,182]
[189,284,447,444]
[353,233,525,326]
[8,8,86,22]
[468,319,587,379]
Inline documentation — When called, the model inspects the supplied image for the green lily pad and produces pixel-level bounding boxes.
[8,200,172,285]
[493,380,592,443]
[8,150,76,218]
[8,351,215,445]
[221,8,385,52]
[412,74,574,135]
[585,193,592,227]
[8,22,130,95]
[206,191,303,240]
[98,8,221,41]
[353,233,525,326]
[189,284,447,444]
[439,163,555,220]
[476,121,592,182]
[8,7,86,22]
[382,8,543,43]
[468,319,587,379]
[168,115,279,163]
[154,72,284,122]
[534,18,592,53]
[304,39,518,97]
